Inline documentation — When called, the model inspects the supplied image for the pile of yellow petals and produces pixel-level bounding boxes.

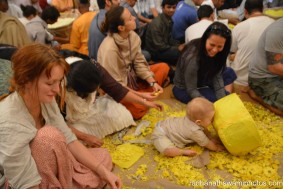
[127,164,149,181]
[103,101,283,189]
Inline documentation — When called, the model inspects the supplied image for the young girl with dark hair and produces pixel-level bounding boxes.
[97,6,169,119]
[173,22,237,103]
[65,60,136,146]
[19,4,37,26]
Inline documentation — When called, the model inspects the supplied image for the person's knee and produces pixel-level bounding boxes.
[35,126,66,144]
[223,67,237,86]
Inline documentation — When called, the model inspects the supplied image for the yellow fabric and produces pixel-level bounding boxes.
[213,93,261,155]
[61,11,96,56]
[111,143,144,169]
[264,8,283,19]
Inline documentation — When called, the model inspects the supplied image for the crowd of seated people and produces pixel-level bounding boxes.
[0,0,283,188]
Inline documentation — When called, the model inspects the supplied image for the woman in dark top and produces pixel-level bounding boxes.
[173,22,237,103]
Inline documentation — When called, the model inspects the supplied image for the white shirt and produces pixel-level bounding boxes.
[134,0,157,17]
[7,3,23,18]
[185,19,213,43]
[231,16,274,86]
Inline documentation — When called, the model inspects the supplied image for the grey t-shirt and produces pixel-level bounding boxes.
[249,18,283,79]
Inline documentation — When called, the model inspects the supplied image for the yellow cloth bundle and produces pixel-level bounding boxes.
[213,94,261,155]
[111,143,145,169]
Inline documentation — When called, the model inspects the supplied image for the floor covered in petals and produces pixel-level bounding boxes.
[103,85,283,189]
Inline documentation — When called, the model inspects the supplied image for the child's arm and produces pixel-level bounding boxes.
[203,127,222,144]
[205,140,225,152]
[163,147,197,157]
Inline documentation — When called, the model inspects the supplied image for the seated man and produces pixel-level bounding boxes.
[61,0,97,56]
[248,18,283,116]
[121,0,151,61]
[0,0,23,18]
[185,5,214,43]
[172,0,198,43]
[88,0,120,60]
[134,0,159,23]
[145,0,184,66]
[230,0,274,87]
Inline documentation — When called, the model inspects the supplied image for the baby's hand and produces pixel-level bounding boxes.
[211,137,222,145]
[216,144,226,152]
[183,149,197,156]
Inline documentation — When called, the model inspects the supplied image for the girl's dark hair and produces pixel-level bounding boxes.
[67,60,101,99]
[101,6,124,34]
[198,22,231,81]
[20,5,37,17]
[41,5,60,22]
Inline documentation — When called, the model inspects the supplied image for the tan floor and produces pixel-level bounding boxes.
[107,84,283,189]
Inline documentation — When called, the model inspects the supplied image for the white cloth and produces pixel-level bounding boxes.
[14,0,42,13]
[65,91,136,138]
[89,0,98,11]
[156,0,162,13]
[25,15,54,44]
[19,17,30,26]
[7,3,23,18]
[185,19,213,43]
[230,16,274,86]
[134,0,156,18]
[218,0,247,21]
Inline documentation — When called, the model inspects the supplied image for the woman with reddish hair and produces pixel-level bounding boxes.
[0,43,121,189]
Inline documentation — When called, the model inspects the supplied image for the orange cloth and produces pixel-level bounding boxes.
[122,63,170,119]
[61,11,96,56]
[51,0,73,12]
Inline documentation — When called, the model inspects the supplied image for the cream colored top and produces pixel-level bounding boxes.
[97,31,154,86]
[0,92,76,188]
[159,116,210,148]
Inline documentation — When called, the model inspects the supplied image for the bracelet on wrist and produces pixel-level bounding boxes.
[149,81,156,87]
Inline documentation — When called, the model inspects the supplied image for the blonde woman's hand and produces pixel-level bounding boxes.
[84,135,103,147]
[105,172,122,189]
[97,165,122,189]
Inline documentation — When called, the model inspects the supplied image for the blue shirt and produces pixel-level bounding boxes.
[88,9,107,60]
[172,1,198,42]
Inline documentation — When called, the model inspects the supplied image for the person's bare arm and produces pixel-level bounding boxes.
[150,7,158,17]
[266,51,283,76]
[138,14,152,23]
[69,126,103,147]
[68,141,122,189]
[205,140,225,151]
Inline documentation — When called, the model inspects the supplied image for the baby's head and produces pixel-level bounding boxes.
[186,97,215,128]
